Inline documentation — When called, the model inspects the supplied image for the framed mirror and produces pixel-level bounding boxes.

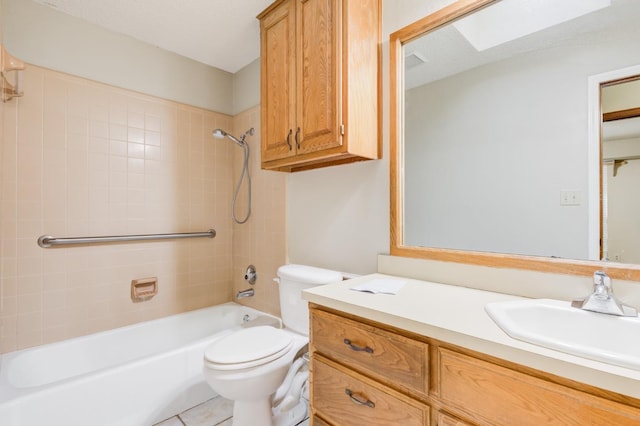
[390,0,640,280]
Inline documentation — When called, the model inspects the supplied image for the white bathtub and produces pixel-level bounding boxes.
[0,302,281,426]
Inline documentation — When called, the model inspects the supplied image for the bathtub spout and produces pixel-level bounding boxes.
[237,288,255,299]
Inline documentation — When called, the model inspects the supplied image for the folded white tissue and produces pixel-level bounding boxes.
[350,278,406,295]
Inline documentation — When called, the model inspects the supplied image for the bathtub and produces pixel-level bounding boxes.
[0,302,281,426]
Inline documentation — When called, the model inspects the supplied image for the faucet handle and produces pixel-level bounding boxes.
[593,270,607,283]
[574,271,638,316]
[593,271,611,298]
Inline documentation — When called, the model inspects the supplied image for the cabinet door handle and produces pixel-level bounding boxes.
[343,338,374,354]
[345,389,375,408]
[295,127,301,149]
[286,129,292,150]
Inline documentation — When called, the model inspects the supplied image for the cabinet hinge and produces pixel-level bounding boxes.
[340,124,345,135]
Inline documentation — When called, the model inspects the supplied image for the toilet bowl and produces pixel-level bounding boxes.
[202,264,342,426]
[203,326,307,426]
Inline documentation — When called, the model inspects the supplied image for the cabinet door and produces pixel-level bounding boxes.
[260,0,296,162]
[296,0,342,154]
[438,348,640,425]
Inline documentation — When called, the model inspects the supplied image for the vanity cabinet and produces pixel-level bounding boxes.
[258,0,380,172]
[310,307,430,425]
[309,305,640,426]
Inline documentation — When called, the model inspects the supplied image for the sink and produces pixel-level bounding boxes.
[485,299,640,371]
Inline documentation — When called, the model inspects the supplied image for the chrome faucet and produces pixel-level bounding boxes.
[571,271,637,316]
[236,288,255,299]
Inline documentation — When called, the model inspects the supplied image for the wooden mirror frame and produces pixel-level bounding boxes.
[389,0,640,281]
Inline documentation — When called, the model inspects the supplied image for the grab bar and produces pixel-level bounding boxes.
[37,229,216,248]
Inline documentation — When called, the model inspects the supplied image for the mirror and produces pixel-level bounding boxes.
[390,0,640,279]
[602,78,640,263]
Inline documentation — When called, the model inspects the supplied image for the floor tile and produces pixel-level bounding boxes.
[178,396,233,426]
[153,416,185,426]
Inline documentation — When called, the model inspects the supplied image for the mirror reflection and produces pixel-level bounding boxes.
[602,78,640,263]
[402,0,640,262]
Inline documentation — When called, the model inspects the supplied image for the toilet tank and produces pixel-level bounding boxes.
[277,264,342,335]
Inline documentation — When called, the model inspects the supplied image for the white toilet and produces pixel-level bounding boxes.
[203,264,342,426]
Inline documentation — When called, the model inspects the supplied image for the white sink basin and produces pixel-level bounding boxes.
[485,299,640,371]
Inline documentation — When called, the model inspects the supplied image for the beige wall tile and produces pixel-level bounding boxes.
[0,66,284,355]
[0,65,251,353]
[231,107,287,317]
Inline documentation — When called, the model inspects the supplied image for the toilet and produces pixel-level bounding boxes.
[203,264,342,426]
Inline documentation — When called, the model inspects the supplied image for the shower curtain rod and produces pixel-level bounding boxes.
[37,229,216,248]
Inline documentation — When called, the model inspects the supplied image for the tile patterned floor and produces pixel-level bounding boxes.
[154,396,309,426]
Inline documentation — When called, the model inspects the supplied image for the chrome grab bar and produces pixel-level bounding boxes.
[37,229,216,248]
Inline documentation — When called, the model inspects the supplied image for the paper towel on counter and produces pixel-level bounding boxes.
[350,278,406,295]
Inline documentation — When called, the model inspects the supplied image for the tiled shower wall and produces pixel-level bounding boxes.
[232,108,286,317]
[0,64,285,354]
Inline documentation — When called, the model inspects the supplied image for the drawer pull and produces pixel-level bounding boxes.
[345,389,375,408]
[343,338,374,354]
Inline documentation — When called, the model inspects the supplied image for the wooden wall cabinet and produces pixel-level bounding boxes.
[258,0,380,172]
[309,305,640,426]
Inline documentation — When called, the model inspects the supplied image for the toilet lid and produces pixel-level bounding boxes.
[204,326,292,370]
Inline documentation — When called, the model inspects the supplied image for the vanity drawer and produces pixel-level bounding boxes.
[435,411,473,426]
[310,308,428,396]
[438,348,640,426]
[312,356,430,426]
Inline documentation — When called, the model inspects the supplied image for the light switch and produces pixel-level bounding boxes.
[560,190,581,206]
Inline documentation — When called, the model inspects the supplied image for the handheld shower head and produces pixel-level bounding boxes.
[211,127,254,224]
[212,128,226,139]
[213,128,245,147]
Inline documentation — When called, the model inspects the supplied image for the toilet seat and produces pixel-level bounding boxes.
[204,326,293,371]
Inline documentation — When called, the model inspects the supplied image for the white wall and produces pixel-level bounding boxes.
[232,58,261,115]
[2,0,234,114]
[606,159,640,263]
[3,0,534,276]
[284,0,458,275]
[603,79,640,113]
[403,11,640,260]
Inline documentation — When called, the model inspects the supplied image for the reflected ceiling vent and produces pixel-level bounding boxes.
[405,51,427,69]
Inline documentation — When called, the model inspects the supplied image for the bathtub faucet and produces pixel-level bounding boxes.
[237,288,255,299]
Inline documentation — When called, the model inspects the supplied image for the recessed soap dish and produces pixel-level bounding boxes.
[131,277,158,302]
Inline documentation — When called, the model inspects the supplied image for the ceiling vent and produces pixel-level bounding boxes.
[405,51,427,69]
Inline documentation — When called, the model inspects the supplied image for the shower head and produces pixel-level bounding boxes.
[212,128,226,139]
[212,128,254,147]
[212,128,254,225]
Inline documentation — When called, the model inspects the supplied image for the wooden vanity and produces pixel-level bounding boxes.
[309,305,640,425]
[304,273,640,426]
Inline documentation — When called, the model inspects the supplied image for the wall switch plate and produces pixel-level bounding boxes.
[560,190,581,206]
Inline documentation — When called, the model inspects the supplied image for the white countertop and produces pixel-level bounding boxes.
[303,273,640,399]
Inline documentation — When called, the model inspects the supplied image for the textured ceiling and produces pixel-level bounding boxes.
[32,0,273,73]
[404,0,640,89]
